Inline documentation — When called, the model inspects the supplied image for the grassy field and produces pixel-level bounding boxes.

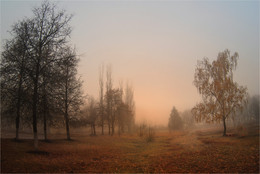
[1,126,259,173]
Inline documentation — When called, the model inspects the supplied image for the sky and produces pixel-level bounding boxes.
[1,0,259,126]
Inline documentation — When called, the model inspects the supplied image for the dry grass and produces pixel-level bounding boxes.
[1,127,259,173]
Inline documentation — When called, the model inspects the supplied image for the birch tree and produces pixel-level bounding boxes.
[192,49,248,136]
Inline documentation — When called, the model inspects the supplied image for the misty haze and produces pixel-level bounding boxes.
[1,1,259,173]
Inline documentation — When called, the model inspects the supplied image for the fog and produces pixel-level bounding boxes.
[1,1,259,126]
[1,1,259,172]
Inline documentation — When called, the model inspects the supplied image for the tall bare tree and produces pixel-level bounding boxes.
[110,88,122,135]
[192,49,248,136]
[98,64,105,135]
[1,0,73,150]
[106,65,113,135]
[124,81,135,132]
[56,47,84,140]
[29,1,72,149]
[117,103,130,135]
[86,97,98,136]
[1,19,33,140]
[117,80,124,134]
[38,62,60,141]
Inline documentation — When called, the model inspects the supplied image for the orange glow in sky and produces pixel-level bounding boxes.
[1,1,259,126]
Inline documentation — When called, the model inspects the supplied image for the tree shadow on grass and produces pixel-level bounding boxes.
[40,139,53,143]
[12,138,24,143]
[65,138,77,142]
[26,150,50,155]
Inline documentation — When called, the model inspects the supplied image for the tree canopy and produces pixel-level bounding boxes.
[192,49,248,136]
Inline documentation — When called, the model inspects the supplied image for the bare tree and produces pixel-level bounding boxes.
[105,88,122,136]
[86,97,98,136]
[10,1,73,150]
[1,20,32,140]
[98,64,105,135]
[117,80,124,135]
[105,65,113,135]
[111,88,122,135]
[100,66,135,136]
[192,49,248,136]
[1,1,77,149]
[56,47,84,140]
[38,62,60,141]
[117,103,130,135]
[124,81,135,132]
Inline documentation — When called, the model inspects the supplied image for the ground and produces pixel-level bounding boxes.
[1,126,259,173]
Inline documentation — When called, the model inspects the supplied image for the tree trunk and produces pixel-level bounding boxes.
[111,121,114,136]
[43,90,48,141]
[65,112,70,140]
[15,107,20,140]
[32,79,38,151]
[118,124,121,136]
[43,110,47,141]
[101,122,104,135]
[108,123,111,135]
[15,72,23,140]
[223,117,227,136]
[101,113,104,135]
[111,112,115,136]
[34,132,38,150]
[65,66,71,140]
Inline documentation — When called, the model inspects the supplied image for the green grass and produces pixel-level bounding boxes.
[1,128,259,173]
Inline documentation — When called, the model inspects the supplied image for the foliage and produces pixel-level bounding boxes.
[192,49,248,136]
